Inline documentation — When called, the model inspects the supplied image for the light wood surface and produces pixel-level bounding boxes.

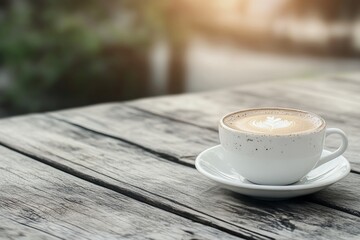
[0,145,245,240]
[0,72,359,239]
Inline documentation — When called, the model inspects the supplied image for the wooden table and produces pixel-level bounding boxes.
[1,73,360,240]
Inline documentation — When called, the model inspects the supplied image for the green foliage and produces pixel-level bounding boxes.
[0,0,161,114]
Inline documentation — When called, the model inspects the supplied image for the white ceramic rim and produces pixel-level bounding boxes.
[195,145,350,191]
[220,107,327,137]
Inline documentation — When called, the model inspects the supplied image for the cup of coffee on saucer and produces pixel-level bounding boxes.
[196,107,350,199]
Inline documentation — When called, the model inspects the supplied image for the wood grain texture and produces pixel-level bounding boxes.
[0,115,359,240]
[52,104,219,166]
[48,100,360,217]
[309,173,360,216]
[0,216,58,240]
[0,145,245,240]
[126,75,360,172]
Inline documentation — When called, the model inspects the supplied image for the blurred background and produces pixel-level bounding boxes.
[0,0,359,116]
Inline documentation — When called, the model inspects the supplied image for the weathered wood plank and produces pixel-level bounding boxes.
[0,116,266,240]
[309,173,360,216]
[131,74,360,125]
[0,115,359,240]
[52,104,220,166]
[0,216,59,240]
[0,145,246,240]
[52,99,360,208]
[49,102,360,221]
[125,77,360,172]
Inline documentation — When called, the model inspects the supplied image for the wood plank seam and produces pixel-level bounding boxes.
[7,218,66,240]
[309,198,360,218]
[48,115,195,169]
[0,141,273,240]
[0,146,257,240]
[2,113,360,239]
[5,196,94,236]
[127,104,218,133]
[46,113,360,219]
[126,104,360,176]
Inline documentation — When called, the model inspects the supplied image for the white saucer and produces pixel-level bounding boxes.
[195,145,350,200]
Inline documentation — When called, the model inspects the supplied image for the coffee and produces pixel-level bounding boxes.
[223,108,324,135]
[219,107,347,185]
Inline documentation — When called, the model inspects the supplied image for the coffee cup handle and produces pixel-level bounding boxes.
[315,128,348,168]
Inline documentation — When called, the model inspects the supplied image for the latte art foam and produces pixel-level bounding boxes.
[251,116,294,130]
[224,109,324,135]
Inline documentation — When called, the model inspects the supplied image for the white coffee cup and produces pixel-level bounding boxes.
[219,107,348,185]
